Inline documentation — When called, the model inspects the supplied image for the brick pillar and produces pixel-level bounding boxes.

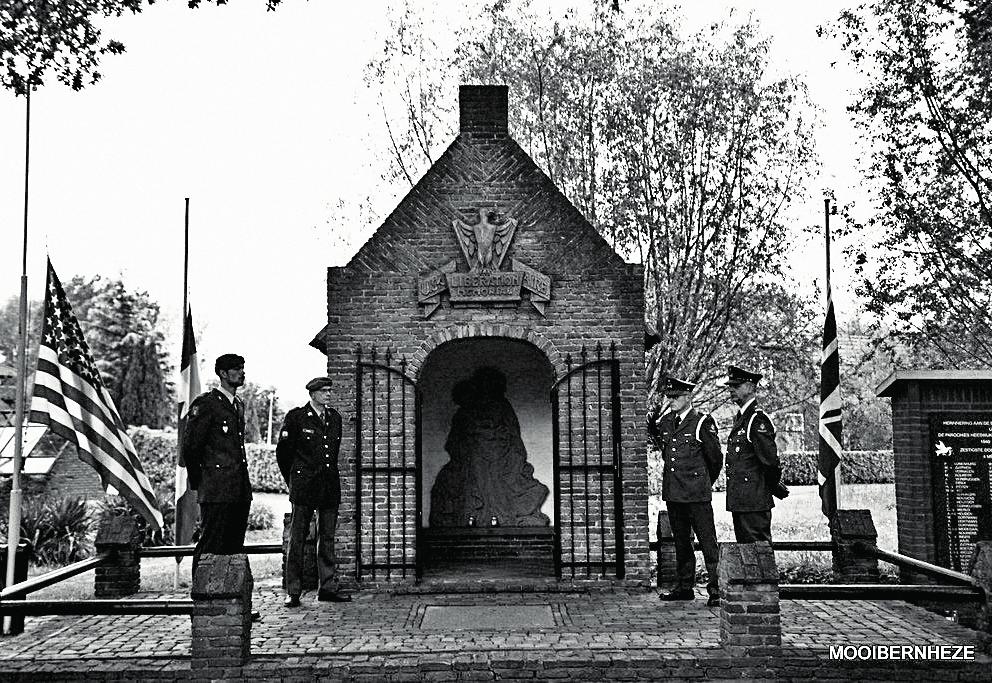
[191,554,252,674]
[656,510,677,588]
[830,509,880,583]
[966,542,992,655]
[719,542,781,657]
[93,514,141,597]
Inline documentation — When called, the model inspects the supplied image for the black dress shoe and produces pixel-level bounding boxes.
[707,594,720,607]
[317,592,352,603]
[659,589,695,601]
[284,594,301,608]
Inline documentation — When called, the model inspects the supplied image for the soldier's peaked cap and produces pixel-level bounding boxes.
[214,353,245,373]
[661,376,695,394]
[306,376,334,392]
[724,364,762,385]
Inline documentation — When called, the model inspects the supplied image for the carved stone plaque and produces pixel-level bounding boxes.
[447,271,524,302]
[416,208,552,317]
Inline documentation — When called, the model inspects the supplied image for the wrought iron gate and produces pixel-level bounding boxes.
[354,347,420,581]
[551,343,625,579]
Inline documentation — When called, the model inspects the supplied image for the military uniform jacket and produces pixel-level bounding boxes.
[182,389,253,504]
[725,401,781,512]
[276,404,342,509]
[651,408,723,503]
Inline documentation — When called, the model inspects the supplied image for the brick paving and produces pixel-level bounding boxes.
[0,579,988,680]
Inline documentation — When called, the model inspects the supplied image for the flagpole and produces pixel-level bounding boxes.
[5,89,31,632]
[825,196,841,511]
[174,198,190,591]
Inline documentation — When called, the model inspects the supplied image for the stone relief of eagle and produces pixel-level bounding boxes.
[452,208,518,273]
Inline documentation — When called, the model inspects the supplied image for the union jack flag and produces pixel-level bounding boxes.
[818,280,842,517]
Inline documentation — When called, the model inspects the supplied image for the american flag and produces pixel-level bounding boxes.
[29,259,163,530]
[818,278,842,517]
[174,306,200,545]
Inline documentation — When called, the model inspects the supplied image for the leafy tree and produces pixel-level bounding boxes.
[0,277,174,428]
[829,1,992,367]
[0,294,42,394]
[63,275,174,427]
[366,0,818,399]
[0,0,143,94]
[0,1,280,95]
[117,334,171,428]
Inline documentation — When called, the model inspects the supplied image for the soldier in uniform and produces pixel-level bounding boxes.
[723,365,789,543]
[277,376,351,607]
[183,353,253,572]
[648,376,723,607]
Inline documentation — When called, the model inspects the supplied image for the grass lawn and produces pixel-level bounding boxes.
[649,483,898,582]
[22,493,289,600]
[19,485,898,597]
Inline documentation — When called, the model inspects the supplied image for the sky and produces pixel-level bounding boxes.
[0,0,863,410]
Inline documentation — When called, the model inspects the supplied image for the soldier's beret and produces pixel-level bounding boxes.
[214,353,245,373]
[723,364,762,386]
[661,376,695,395]
[305,376,333,392]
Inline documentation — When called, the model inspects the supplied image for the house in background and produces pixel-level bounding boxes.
[0,364,104,514]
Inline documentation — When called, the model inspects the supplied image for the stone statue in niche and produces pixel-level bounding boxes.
[430,367,550,528]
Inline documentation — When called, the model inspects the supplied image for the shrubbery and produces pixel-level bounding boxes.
[127,426,287,494]
[648,448,894,494]
[247,501,275,531]
[97,489,176,546]
[10,495,94,566]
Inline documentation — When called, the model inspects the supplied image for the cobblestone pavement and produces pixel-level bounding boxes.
[1,579,988,680]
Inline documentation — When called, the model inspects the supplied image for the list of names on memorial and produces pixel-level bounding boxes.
[929,413,992,571]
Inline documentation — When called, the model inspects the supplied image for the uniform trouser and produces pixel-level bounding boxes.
[285,504,339,596]
[732,510,772,543]
[192,501,251,575]
[668,501,720,596]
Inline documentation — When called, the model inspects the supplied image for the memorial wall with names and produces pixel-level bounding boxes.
[929,413,992,571]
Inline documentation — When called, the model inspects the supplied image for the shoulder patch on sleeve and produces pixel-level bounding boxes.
[695,414,717,441]
[752,411,775,435]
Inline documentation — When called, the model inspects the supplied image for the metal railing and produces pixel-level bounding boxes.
[853,541,981,588]
[141,543,282,558]
[651,539,833,552]
[0,552,113,601]
[0,542,282,621]
[652,534,986,606]
[779,584,984,602]
[1,599,207,616]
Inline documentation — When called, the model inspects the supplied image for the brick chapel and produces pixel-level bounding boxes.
[311,85,650,585]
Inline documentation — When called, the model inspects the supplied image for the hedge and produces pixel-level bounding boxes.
[648,448,894,494]
[129,428,893,496]
[128,427,287,494]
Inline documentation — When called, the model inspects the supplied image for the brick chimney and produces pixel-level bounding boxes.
[459,85,508,136]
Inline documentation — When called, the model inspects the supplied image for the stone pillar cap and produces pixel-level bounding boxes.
[94,514,141,548]
[830,509,878,538]
[191,554,251,599]
[719,542,777,584]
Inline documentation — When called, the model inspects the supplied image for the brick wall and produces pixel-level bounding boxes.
[882,374,992,579]
[322,85,649,584]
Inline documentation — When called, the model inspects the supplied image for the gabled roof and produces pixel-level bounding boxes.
[342,85,628,277]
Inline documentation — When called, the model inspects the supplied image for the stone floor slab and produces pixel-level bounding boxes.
[420,604,556,630]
